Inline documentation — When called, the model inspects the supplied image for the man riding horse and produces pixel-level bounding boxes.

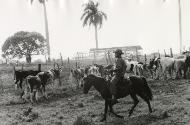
[110,49,127,104]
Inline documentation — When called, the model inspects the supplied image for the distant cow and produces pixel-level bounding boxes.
[38,68,62,87]
[86,65,101,76]
[156,57,175,79]
[125,60,144,76]
[70,68,85,89]
[14,70,41,90]
[174,55,189,79]
[185,56,190,70]
[147,58,160,79]
[94,64,104,77]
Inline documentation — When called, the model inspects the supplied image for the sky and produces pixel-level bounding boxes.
[0,0,190,60]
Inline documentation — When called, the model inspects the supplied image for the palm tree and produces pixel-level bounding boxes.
[31,0,51,61]
[162,0,182,54]
[81,0,107,50]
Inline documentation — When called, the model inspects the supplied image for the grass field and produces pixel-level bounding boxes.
[0,64,190,125]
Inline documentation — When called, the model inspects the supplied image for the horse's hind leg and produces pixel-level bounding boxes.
[109,104,124,119]
[147,100,152,113]
[129,94,139,117]
[138,94,152,113]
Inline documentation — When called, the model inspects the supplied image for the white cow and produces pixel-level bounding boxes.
[157,57,175,79]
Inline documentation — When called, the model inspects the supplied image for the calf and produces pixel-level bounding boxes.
[23,75,43,103]
[22,71,51,103]
[14,70,41,90]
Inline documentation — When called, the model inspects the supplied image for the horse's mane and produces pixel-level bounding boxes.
[87,74,108,86]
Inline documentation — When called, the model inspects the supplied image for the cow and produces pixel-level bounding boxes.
[23,75,43,103]
[70,68,85,89]
[94,64,104,77]
[86,65,101,76]
[147,58,160,79]
[156,57,175,80]
[21,71,52,103]
[38,68,62,88]
[14,70,41,90]
[125,60,144,77]
[186,56,190,70]
[174,55,189,79]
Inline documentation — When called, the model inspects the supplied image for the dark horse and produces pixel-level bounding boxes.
[82,74,153,122]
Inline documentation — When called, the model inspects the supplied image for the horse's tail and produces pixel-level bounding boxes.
[142,77,153,100]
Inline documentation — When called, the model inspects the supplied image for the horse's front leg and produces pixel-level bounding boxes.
[109,104,124,119]
[100,100,109,122]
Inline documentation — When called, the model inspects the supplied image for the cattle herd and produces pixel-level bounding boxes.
[14,64,62,103]
[13,52,190,105]
[70,52,190,88]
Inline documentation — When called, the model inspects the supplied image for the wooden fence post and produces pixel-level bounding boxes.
[93,51,96,64]
[38,64,41,71]
[104,51,108,65]
[170,48,173,57]
[144,54,147,64]
[164,49,166,57]
[60,53,64,66]
[77,52,80,67]
[107,51,112,65]
[158,52,161,58]
[68,57,70,71]
[45,55,47,65]
[21,64,24,71]
[124,50,127,60]
[53,59,56,69]
[136,47,139,62]
[56,63,61,86]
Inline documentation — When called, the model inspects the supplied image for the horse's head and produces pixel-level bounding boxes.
[82,75,93,94]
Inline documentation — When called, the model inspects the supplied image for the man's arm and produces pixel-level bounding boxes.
[110,59,123,73]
